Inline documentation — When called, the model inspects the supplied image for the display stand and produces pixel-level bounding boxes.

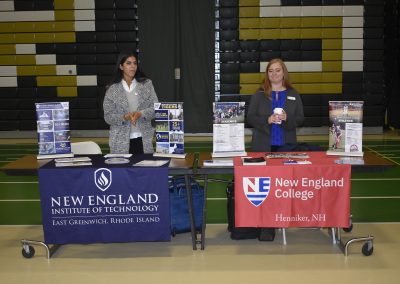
[211,102,247,159]
[35,102,72,159]
[327,101,364,157]
[154,102,186,158]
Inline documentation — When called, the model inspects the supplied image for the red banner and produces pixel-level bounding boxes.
[234,152,351,228]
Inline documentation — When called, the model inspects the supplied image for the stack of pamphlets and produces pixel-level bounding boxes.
[105,157,130,164]
[334,157,364,165]
[133,160,169,167]
[37,153,74,160]
[54,157,92,167]
[104,154,132,158]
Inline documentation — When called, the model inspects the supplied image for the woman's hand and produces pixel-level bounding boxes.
[123,112,142,125]
[123,113,132,121]
[280,110,287,122]
[268,114,279,124]
[268,110,286,124]
[130,111,142,125]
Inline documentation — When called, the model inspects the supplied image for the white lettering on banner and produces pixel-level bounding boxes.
[110,217,135,224]
[52,219,67,225]
[311,214,326,222]
[88,193,159,206]
[51,193,159,207]
[275,189,314,200]
[51,196,84,207]
[275,213,310,222]
[51,207,91,214]
[68,218,108,225]
[301,177,344,189]
[275,213,326,222]
[103,205,159,213]
[275,178,299,187]
[274,177,345,190]
[243,178,257,192]
[136,217,160,223]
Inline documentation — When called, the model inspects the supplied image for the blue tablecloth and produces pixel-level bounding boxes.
[38,155,170,244]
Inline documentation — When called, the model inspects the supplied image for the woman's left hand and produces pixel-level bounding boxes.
[130,111,142,125]
[280,110,287,122]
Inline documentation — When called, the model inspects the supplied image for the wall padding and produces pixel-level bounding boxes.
[0,0,138,130]
[216,0,385,127]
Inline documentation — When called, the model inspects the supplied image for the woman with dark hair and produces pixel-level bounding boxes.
[247,58,304,152]
[103,50,159,154]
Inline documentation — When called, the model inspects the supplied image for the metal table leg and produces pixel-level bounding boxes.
[21,239,61,259]
[200,174,208,250]
[334,227,374,256]
[184,175,197,250]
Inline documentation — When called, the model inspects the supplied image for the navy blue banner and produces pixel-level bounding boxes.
[38,166,170,244]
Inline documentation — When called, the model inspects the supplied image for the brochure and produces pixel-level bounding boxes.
[203,159,234,167]
[266,153,309,159]
[37,153,74,160]
[55,161,92,167]
[283,160,312,165]
[153,152,187,159]
[104,154,132,158]
[55,157,91,163]
[133,160,169,167]
[334,157,364,165]
[105,158,130,164]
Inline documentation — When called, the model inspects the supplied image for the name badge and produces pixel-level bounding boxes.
[287,96,296,100]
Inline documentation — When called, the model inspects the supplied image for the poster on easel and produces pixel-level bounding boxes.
[212,102,247,158]
[35,102,73,159]
[154,102,186,158]
[327,101,364,157]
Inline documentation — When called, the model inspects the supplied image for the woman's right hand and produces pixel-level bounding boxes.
[268,114,281,124]
[123,112,141,125]
[123,113,132,121]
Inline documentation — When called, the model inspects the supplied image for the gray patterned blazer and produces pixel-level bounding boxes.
[103,79,159,154]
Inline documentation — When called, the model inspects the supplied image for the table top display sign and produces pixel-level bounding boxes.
[35,102,73,160]
[154,102,186,158]
[327,101,364,157]
[212,102,247,158]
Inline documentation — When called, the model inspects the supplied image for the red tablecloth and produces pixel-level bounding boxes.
[234,152,351,228]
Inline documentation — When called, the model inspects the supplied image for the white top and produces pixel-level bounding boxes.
[122,79,142,139]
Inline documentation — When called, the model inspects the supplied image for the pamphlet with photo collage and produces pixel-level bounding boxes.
[154,102,186,158]
[35,102,73,159]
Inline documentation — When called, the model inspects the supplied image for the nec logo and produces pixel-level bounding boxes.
[242,177,270,207]
[94,168,112,192]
